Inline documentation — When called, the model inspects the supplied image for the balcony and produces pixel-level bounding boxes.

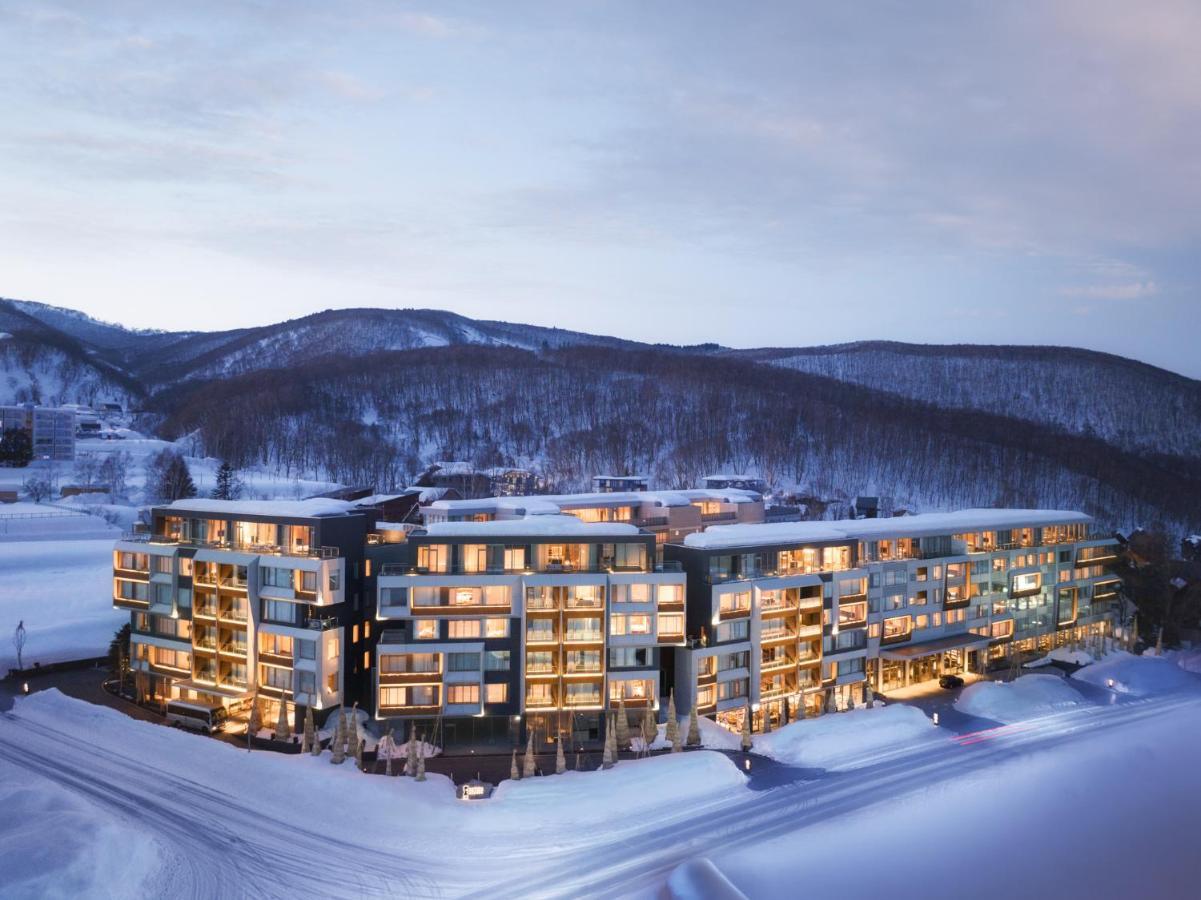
[525,631,558,645]
[565,596,603,610]
[797,623,823,638]
[562,630,604,644]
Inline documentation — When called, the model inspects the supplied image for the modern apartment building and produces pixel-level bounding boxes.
[110,498,1120,745]
[113,499,371,730]
[664,509,1120,732]
[366,515,687,747]
[0,403,75,461]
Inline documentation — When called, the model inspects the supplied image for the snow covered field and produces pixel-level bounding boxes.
[0,537,124,669]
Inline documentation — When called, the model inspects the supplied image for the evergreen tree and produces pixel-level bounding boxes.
[614,698,630,750]
[665,690,680,749]
[415,736,427,781]
[211,461,244,500]
[555,735,566,774]
[246,693,261,751]
[310,721,323,756]
[510,749,519,780]
[355,737,365,771]
[575,751,583,772]
[107,623,131,694]
[825,690,838,714]
[275,698,292,742]
[686,704,701,748]
[602,718,616,770]
[330,706,346,764]
[523,731,536,777]
[762,706,772,734]
[641,705,657,752]
[406,723,419,776]
[740,704,753,752]
[301,706,315,754]
[345,703,358,757]
[0,427,33,467]
[864,680,875,707]
[383,730,395,776]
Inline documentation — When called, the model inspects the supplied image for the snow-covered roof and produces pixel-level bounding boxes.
[352,493,418,507]
[162,498,355,518]
[427,488,762,517]
[683,508,1093,550]
[421,515,641,538]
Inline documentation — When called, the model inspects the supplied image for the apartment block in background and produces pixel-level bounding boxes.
[0,403,75,461]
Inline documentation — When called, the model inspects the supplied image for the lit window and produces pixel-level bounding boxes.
[486,683,508,703]
[414,619,438,640]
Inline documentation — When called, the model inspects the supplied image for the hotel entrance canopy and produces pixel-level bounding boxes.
[879,632,991,660]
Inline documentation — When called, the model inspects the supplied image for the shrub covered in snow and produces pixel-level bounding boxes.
[955,674,1083,723]
[1072,651,1201,696]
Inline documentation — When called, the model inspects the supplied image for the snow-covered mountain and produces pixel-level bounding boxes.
[5,296,1200,538]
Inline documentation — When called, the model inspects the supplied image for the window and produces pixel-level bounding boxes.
[914,615,929,630]
[328,570,340,592]
[838,601,867,626]
[351,624,360,643]
[718,651,750,671]
[380,587,407,608]
[259,665,291,691]
[261,599,299,625]
[717,679,748,701]
[615,583,652,603]
[697,685,716,707]
[991,619,1014,639]
[1010,572,1043,597]
[719,592,751,614]
[447,619,481,639]
[300,571,317,592]
[838,657,865,676]
[381,653,438,674]
[414,619,439,640]
[609,647,651,668]
[152,555,173,574]
[447,652,481,672]
[611,614,651,636]
[260,567,293,589]
[327,670,339,692]
[485,618,510,638]
[504,546,526,571]
[297,670,316,695]
[380,686,437,707]
[716,620,749,642]
[486,683,508,704]
[447,684,480,705]
[416,544,448,572]
[362,650,370,669]
[327,638,339,660]
[461,544,487,573]
[485,650,511,671]
[658,613,684,638]
[882,616,912,641]
[260,633,294,657]
[657,584,683,605]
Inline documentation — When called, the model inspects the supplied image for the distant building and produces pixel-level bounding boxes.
[854,496,894,519]
[703,474,766,494]
[0,403,75,462]
[592,474,649,493]
[419,462,491,499]
[488,467,542,497]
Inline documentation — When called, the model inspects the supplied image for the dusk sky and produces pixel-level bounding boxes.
[2,1,1199,376]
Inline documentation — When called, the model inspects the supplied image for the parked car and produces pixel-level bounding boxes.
[938,674,965,689]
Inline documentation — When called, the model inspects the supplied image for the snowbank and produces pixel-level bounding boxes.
[753,704,941,770]
[666,858,749,900]
[1166,648,1201,675]
[1071,651,1200,696]
[955,674,1084,723]
[1023,646,1096,668]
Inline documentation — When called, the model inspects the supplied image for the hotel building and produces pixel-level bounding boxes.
[664,509,1120,731]
[113,499,370,729]
[366,515,687,746]
[111,497,1119,744]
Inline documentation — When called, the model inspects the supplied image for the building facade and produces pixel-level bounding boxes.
[113,499,370,729]
[1,403,75,461]
[664,510,1120,731]
[111,499,1120,744]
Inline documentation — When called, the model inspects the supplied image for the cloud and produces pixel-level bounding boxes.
[1059,281,1160,301]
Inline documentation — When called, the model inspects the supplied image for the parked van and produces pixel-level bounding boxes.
[166,700,229,734]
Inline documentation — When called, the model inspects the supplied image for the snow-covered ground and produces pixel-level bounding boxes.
[955,673,1085,723]
[0,536,124,669]
[1071,650,1200,697]
[712,693,1201,900]
[752,704,941,770]
[3,673,1201,899]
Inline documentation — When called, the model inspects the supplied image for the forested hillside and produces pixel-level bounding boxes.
[150,345,1201,537]
[737,342,1201,458]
